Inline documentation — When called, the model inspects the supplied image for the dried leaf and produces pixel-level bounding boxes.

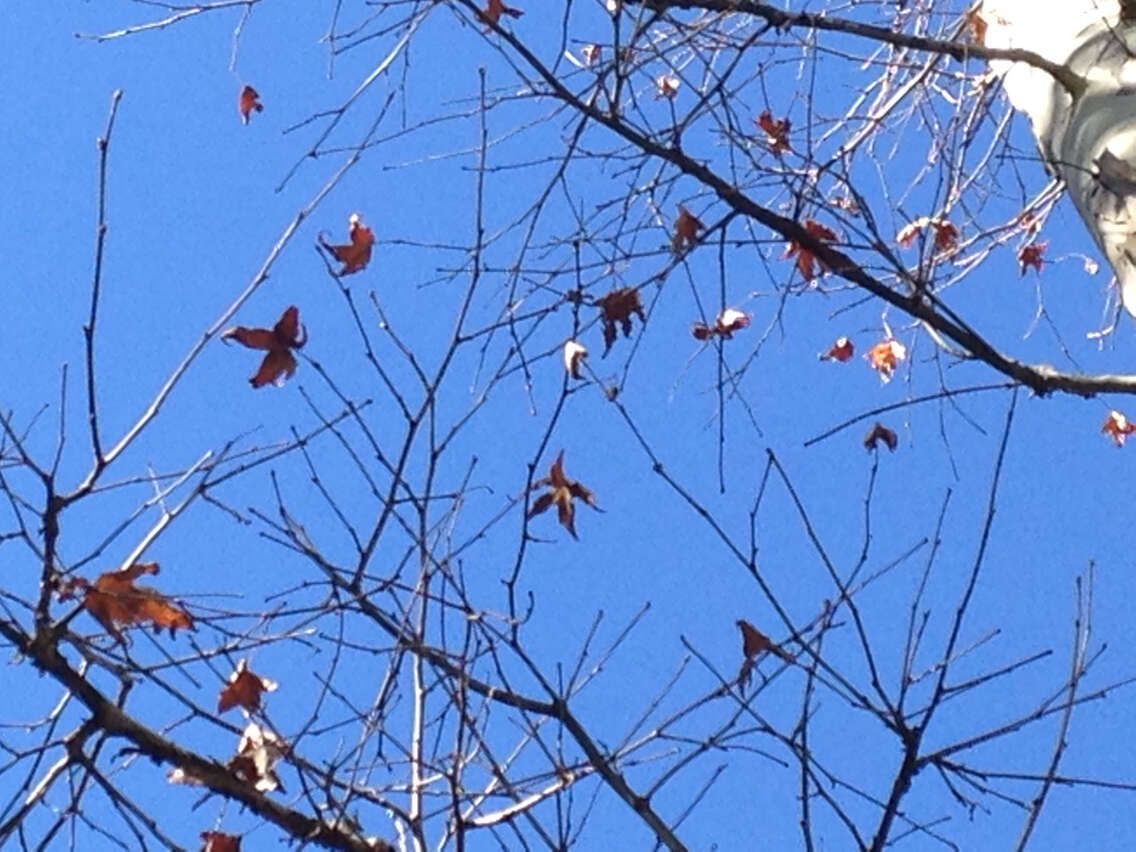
[737,618,791,664]
[563,340,588,380]
[229,722,286,793]
[221,306,307,388]
[58,562,193,644]
[238,86,263,125]
[819,336,854,362]
[865,338,906,383]
[655,74,680,99]
[691,322,714,341]
[714,308,750,338]
[581,43,601,66]
[201,831,242,852]
[528,451,598,540]
[755,109,791,153]
[218,659,278,714]
[966,9,987,45]
[672,205,703,252]
[897,217,957,253]
[480,0,523,26]
[1103,410,1136,447]
[1019,241,1047,275]
[319,213,375,275]
[784,219,837,281]
[595,287,645,355]
[864,422,898,452]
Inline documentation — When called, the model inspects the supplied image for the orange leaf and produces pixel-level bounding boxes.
[1103,410,1136,447]
[755,109,791,153]
[595,287,645,355]
[59,562,193,644]
[319,213,375,275]
[480,0,523,26]
[672,205,703,252]
[218,659,278,714]
[865,338,906,383]
[819,336,854,362]
[784,219,837,281]
[528,451,599,540]
[201,831,242,852]
[221,306,307,388]
[864,422,898,452]
[1019,241,1047,275]
[238,85,263,125]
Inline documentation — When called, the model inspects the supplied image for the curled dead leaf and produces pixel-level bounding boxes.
[58,562,193,644]
[595,286,645,355]
[736,618,791,690]
[480,0,523,26]
[819,336,854,362]
[755,110,791,153]
[864,422,898,452]
[201,831,242,852]
[784,219,837,281]
[715,308,749,337]
[319,213,375,275]
[218,659,278,714]
[238,86,263,125]
[221,306,307,388]
[655,74,680,99]
[672,205,703,252]
[865,338,906,383]
[1019,241,1047,275]
[1103,410,1136,447]
[229,722,286,793]
[563,340,588,380]
[528,451,599,540]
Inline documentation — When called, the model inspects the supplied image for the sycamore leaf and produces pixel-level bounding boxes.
[1103,410,1136,447]
[229,722,286,793]
[655,74,680,99]
[897,217,958,253]
[1019,241,1047,275]
[528,451,599,540]
[755,109,791,152]
[480,0,523,26]
[672,205,703,252]
[201,831,242,852]
[714,308,749,337]
[221,306,307,388]
[865,338,906,383]
[58,562,193,644]
[218,659,278,714]
[238,86,263,125]
[563,340,588,380]
[318,213,375,275]
[736,619,791,689]
[864,422,898,452]
[784,219,837,281]
[819,336,854,362]
[595,286,645,355]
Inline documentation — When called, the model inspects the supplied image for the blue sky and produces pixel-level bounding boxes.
[4,2,1136,850]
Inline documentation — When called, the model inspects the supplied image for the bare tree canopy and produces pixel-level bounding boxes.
[4,2,1136,850]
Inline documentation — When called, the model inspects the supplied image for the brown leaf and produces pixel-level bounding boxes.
[59,562,193,644]
[755,109,791,153]
[595,287,645,355]
[581,43,601,66]
[1019,241,1047,276]
[691,322,714,341]
[319,213,375,275]
[672,205,703,252]
[218,659,278,714]
[201,831,242,852]
[865,338,906,383]
[784,219,837,281]
[528,451,598,540]
[864,422,898,452]
[480,0,523,26]
[714,308,749,337]
[966,9,987,45]
[655,74,680,99]
[1103,410,1136,447]
[221,306,307,388]
[238,86,263,125]
[897,217,957,253]
[819,336,854,362]
[737,618,791,663]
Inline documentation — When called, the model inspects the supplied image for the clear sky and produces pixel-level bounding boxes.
[4,2,1136,850]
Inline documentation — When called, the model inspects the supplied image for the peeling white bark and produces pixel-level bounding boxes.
[984,1,1136,312]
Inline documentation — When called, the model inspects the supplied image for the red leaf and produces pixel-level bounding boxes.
[755,110,791,153]
[1103,410,1136,447]
[819,336,854,362]
[319,213,375,275]
[201,831,242,852]
[238,86,263,125]
[221,306,307,388]
[785,219,837,281]
[1019,241,1047,275]
[218,659,278,714]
